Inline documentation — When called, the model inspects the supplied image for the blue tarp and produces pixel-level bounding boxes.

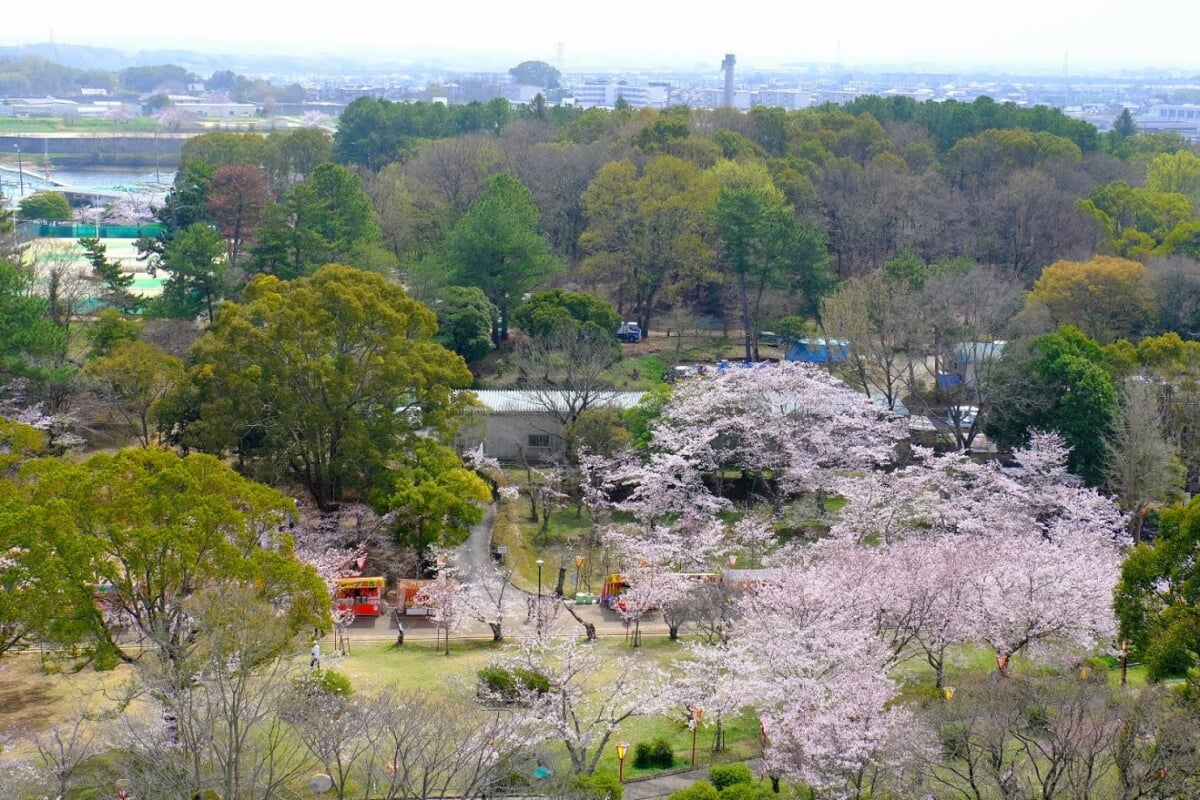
[785,338,850,364]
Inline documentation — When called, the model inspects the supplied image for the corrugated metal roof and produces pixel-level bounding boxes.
[469,390,646,413]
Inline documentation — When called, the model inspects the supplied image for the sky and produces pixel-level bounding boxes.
[5,0,1198,74]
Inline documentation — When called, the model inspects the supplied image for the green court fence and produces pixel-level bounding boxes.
[20,222,164,238]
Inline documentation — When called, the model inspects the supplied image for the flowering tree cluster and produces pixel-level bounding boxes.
[641,361,907,502]
[490,634,666,775]
[582,363,1127,798]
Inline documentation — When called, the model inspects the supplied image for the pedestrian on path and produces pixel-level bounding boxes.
[310,640,321,671]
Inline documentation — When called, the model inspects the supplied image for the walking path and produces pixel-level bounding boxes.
[621,766,714,800]
[622,760,763,800]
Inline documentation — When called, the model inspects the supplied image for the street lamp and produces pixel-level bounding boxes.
[536,558,545,635]
[690,707,704,766]
[13,142,24,197]
[615,741,628,784]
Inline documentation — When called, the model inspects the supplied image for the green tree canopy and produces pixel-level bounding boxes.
[512,288,621,339]
[79,237,140,313]
[1027,256,1156,344]
[713,167,832,361]
[580,156,718,335]
[371,437,491,550]
[509,60,561,89]
[82,339,184,448]
[179,131,267,173]
[1116,495,1200,680]
[18,191,72,221]
[0,448,328,667]
[158,222,226,322]
[433,285,497,364]
[0,258,66,387]
[986,325,1118,485]
[433,173,561,343]
[251,162,391,279]
[173,264,476,511]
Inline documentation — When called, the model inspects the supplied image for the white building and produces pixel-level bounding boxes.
[1135,104,1200,140]
[570,82,669,110]
[173,101,259,118]
[458,390,645,462]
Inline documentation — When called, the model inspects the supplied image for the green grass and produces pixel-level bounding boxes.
[604,354,670,390]
[320,638,502,694]
[1,117,163,134]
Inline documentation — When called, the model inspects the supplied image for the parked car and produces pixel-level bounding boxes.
[616,321,642,343]
[945,405,979,427]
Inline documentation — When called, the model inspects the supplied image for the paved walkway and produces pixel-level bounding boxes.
[621,766,713,800]
[622,760,762,800]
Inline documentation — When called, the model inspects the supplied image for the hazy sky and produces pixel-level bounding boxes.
[6,0,1197,73]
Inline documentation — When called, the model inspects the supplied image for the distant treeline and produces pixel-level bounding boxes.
[0,55,303,104]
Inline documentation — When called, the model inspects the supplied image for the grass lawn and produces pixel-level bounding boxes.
[0,652,136,758]
[301,633,758,778]
[321,637,501,694]
[1,118,163,134]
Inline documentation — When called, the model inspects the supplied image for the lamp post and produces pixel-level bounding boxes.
[691,707,704,766]
[13,142,24,197]
[435,554,447,652]
[536,558,544,636]
[615,741,628,784]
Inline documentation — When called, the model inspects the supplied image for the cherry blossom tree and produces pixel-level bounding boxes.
[413,566,475,656]
[827,433,1125,675]
[646,362,906,507]
[725,564,926,799]
[665,643,746,753]
[366,689,542,800]
[495,634,666,775]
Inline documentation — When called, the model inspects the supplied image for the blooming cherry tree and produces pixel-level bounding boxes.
[497,633,667,775]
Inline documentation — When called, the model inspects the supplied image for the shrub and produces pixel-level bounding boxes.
[709,763,753,791]
[295,668,353,697]
[633,737,676,769]
[669,781,719,800]
[573,772,622,800]
[477,665,516,697]
[513,666,551,694]
[718,783,769,800]
[477,665,550,701]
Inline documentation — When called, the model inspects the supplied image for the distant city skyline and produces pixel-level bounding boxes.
[5,0,1198,75]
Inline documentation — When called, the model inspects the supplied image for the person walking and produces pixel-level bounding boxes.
[310,640,321,671]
